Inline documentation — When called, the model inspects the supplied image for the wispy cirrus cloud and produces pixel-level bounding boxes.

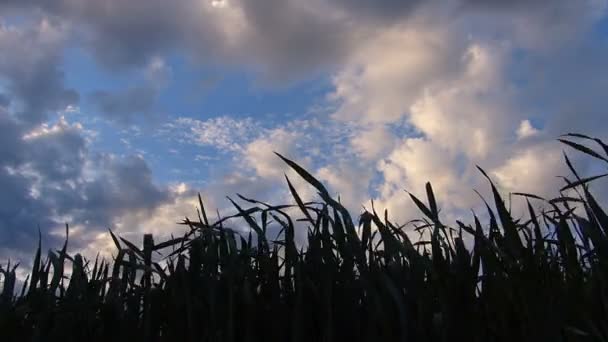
[163,116,263,153]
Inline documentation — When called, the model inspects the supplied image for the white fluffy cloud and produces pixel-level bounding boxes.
[330,23,464,124]
[493,143,566,196]
[244,128,302,179]
[317,0,608,224]
[350,125,397,161]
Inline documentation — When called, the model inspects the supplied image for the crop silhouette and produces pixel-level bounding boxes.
[1,133,607,342]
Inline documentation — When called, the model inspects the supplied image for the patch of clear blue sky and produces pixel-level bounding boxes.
[63,48,334,186]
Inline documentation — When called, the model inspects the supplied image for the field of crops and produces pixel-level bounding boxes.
[1,133,607,342]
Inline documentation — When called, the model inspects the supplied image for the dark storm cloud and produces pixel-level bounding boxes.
[9,64,79,126]
[1,0,232,70]
[71,0,351,78]
[66,1,191,69]
[235,0,352,79]
[76,155,170,226]
[24,123,87,183]
[0,7,175,256]
[0,114,172,254]
[0,114,55,244]
[0,167,56,248]
[0,20,79,127]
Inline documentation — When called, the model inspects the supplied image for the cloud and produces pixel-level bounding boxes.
[1,0,604,82]
[408,44,516,159]
[0,0,351,81]
[81,186,198,258]
[232,0,354,80]
[0,113,174,259]
[374,137,475,223]
[320,1,608,225]
[350,125,397,161]
[244,128,302,179]
[317,162,375,212]
[75,154,170,226]
[330,23,466,124]
[22,118,87,183]
[0,0,601,95]
[0,19,78,127]
[492,143,566,196]
[516,120,539,140]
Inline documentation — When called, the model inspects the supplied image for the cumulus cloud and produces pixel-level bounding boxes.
[350,125,397,160]
[244,128,303,179]
[330,22,465,124]
[317,162,375,212]
[373,138,474,223]
[516,120,539,140]
[492,143,566,196]
[318,0,608,225]
[408,44,517,159]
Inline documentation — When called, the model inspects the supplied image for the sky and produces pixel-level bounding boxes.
[1,0,608,261]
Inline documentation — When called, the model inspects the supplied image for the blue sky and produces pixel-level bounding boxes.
[1,0,608,260]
